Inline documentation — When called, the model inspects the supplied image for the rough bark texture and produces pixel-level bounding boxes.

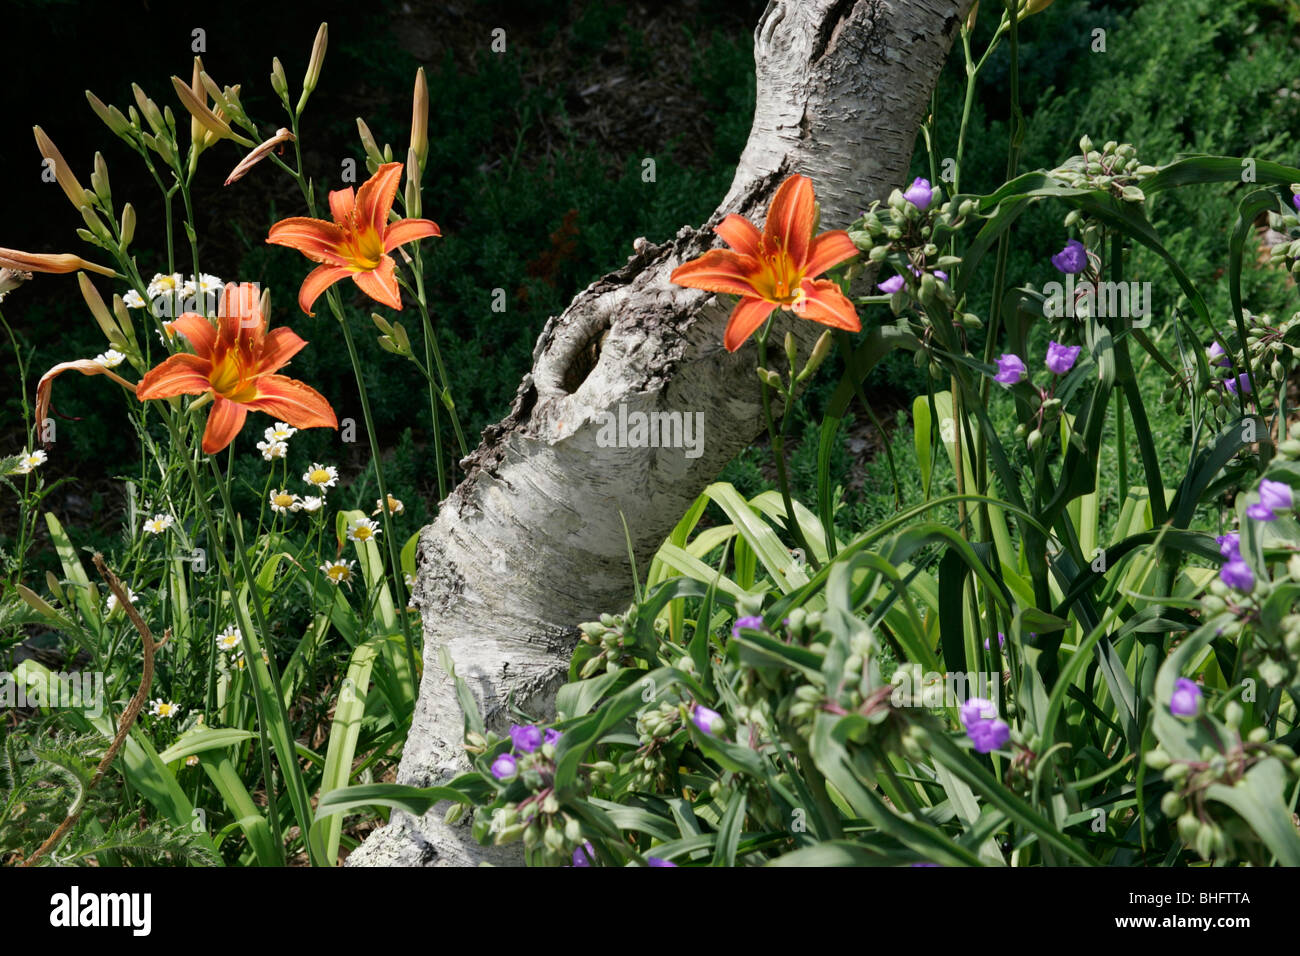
[348,0,969,867]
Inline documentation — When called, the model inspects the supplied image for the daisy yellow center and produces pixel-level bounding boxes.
[353,526,374,540]
[273,494,295,508]
[327,564,352,582]
[157,703,175,716]
[309,469,331,484]
[208,352,259,403]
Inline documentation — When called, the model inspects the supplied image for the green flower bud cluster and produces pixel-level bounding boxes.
[1049,137,1156,207]
[628,700,680,791]
[1266,187,1300,278]
[577,610,632,678]
[484,798,588,866]
[1145,735,1300,862]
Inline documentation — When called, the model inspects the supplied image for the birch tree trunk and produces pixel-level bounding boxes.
[348,0,970,867]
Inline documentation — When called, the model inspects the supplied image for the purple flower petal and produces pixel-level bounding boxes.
[877,274,906,294]
[1050,239,1087,274]
[509,724,543,754]
[902,177,933,210]
[491,753,518,780]
[1045,340,1082,375]
[994,354,1026,385]
[1169,677,1202,718]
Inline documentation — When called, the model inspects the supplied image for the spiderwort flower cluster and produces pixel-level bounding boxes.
[1245,479,1294,522]
[1050,239,1087,274]
[959,697,1010,754]
[1216,532,1254,592]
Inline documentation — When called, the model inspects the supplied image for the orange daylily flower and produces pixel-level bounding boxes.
[266,162,440,316]
[670,174,860,352]
[135,283,337,454]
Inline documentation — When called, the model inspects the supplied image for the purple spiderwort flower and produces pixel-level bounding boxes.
[544,728,562,746]
[934,269,948,282]
[1216,532,1240,560]
[572,841,595,867]
[1051,239,1087,274]
[1206,341,1232,368]
[1219,558,1255,591]
[1293,193,1300,213]
[877,274,906,294]
[692,705,725,736]
[1169,678,1202,718]
[984,631,1007,651]
[959,697,1010,754]
[994,354,1026,385]
[647,857,677,867]
[732,615,764,639]
[1224,373,1252,395]
[510,724,543,754]
[910,862,942,867]
[903,177,933,210]
[491,752,518,780]
[1260,479,1294,509]
[1045,340,1082,375]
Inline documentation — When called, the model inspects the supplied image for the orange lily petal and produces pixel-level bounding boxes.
[267,217,349,265]
[168,312,217,357]
[298,264,352,316]
[36,359,137,432]
[670,250,761,298]
[355,162,404,238]
[243,375,338,429]
[258,326,308,375]
[793,279,861,332]
[135,353,213,400]
[803,230,859,279]
[352,255,402,310]
[723,297,777,352]
[764,174,815,268]
[382,218,441,253]
[202,396,248,454]
[329,186,356,224]
[713,214,762,257]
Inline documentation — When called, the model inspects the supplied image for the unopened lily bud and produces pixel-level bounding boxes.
[356,118,385,167]
[120,203,136,246]
[298,22,329,113]
[91,152,111,207]
[798,330,834,382]
[411,66,429,170]
[131,85,166,136]
[79,204,111,243]
[965,0,979,30]
[404,147,421,218]
[86,91,131,137]
[783,331,798,369]
[271,57,289,100]
[33,126,92,210]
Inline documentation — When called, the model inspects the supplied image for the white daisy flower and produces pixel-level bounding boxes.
[181,277,197,297]
[193,273,223,295]
[156,320,178,346]
[147,273,185,298]
[11,449,47,475]
[142,513,174,535]
[122,289,146,309]
[299,495,323,513]
[105,587,138,615]
[302,463,339,490]
[320,559,356,584]
[230,648,269,671]
[257,439,288,460]
[149,698,180,719]
[265,422,297,442]
[269,490,301,513]
[374,494,405,515]
[347,518,382,543]
[93,349,126,368]
[215,625,242,652]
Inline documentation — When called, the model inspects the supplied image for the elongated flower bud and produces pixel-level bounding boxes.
[297,22,328,113]
[86,91,131,137]
[965,1,979,29]
[91,152,111,207]
[410,67,428,171]
[120,203,136,246]
[356,117,384,167]
[33,126,92,210]
[0,246,115,277]
[131,85,167,136]
[224,127,295,186]
[270,57,289,101]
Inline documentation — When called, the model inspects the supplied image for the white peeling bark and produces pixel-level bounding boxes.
[348,0,970,867]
